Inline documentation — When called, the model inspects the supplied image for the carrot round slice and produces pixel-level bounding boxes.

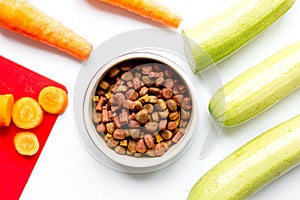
[12,97,43,129]
[14,132,39,156]
[38,86,68,114]
[0,94,14,127]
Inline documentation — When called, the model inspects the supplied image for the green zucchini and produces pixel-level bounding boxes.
[209,40,300,126]
[182,0,295,74]
[187,114,300,200]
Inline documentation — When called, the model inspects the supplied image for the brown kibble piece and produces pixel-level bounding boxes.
[149,87,160,95]
[136,139,147,153]
[143,103,154,113]
[114,145,126,155]
[127,81,133,88]
[129,129,142,139]
[161,141,170,151]
[151,112,159,122]
[132,77,141,90]
[121,71,133,81]
[113,129,126,140]
[164,79,174,89]
[155,77,164,86]
[92,112,102,123]
[148,95,157,104]
[145,122,158,133]
[135,72,142,78]
[126,150,134,156]
[167,121,178,130]
[120,62,132,71]
[139,86,149,97]
[179,120,188,128]
[138,94,150,103]
[149,71,164,78]
[96,123,106,134]
[134,100,143,111]
[154,143,165,157]
[106,122,116,134]
[112,93,125,107]
[166,99,177,111]
[144,134,155,149]
[125,89,138,101]
[145,149,155,157]
[123,100,135,110]
[142,76,152,86]
[128,139,137,153]
[128,120,140,128]
[104,133,112,141]
[178,84,185,92]
[161,130,173,140]
[158,119,167,131]
[169,111,180,121]
[156,99,167,111]
[161,88,173,99]
[108,67,120,78]
[99,80,110,91]
[182,97,192,110]
[135,109,149,124]
[116,85,128,93]
[120,140,128,147]
[107,138,119,148]
[135,153,142,158]
[164,70,174,78]
[142,65,152,74]
[159,109,169,119]
[181,109,191,120]
[173,94,184,105]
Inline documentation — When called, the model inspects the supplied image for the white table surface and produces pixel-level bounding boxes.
[1,0,300,199]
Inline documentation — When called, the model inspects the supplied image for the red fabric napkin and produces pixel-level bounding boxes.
[0,55,67,200]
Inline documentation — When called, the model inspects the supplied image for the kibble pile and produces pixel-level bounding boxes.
[92,59,192,157]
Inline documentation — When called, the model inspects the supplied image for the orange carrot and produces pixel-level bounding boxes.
[38,86,68,115]
[14,132,39,156]
[0,0,93,60]
[12,97,43,129]
[0,94,14,127]
[98,0,182,28]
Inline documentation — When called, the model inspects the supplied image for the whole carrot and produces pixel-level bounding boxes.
[0,0,93,60]
[98,0,182,28]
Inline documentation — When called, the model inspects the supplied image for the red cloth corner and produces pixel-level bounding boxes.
[0,55,67,200]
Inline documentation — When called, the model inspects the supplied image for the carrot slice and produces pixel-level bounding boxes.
[38,86,68,114]
[0,94,14,127]
[98,0,182,28]
[14,132,39,156]
[0,0,93,60]
[12,97,43,129]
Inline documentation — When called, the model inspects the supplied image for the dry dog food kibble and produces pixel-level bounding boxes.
[92,59,192,157]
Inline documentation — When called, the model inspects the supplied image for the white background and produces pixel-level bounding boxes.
[1,0,300,199]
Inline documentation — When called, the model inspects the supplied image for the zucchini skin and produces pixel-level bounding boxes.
[183,0,295,73]
[209,40,300,127]
[187,114,300,200]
